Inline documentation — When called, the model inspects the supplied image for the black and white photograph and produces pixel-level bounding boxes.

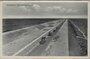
[2,2,88,56]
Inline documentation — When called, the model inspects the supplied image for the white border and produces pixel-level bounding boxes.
[0,1,90,59]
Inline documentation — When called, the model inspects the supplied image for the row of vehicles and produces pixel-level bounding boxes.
[39,20,64,45]
[39,27,57,45]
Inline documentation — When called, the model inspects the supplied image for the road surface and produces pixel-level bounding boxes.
[3,20,65,56]
[42,20,69,56]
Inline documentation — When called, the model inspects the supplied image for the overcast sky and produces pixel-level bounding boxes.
[3,2,87,18]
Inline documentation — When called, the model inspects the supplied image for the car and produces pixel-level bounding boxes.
[39,37,46,45]
[53,29,56,32]
[48,32,52,36]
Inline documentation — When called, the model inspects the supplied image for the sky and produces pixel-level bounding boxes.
[3,2,87,18]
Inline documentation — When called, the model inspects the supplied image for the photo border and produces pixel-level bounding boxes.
[0,1,90,59]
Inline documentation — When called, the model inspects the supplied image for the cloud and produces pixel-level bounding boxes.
[33,4,40,11]
[58,8,66,13]
[45,6,53,12]
[44,6,62,12]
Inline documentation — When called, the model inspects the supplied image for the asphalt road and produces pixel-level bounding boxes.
[27,20,65,56]
[43,20,69,56]
[3,19,87,56]
[26,20,68,56]
[3,20,65,56]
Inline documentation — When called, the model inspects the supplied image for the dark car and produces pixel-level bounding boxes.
[39,37,46,45]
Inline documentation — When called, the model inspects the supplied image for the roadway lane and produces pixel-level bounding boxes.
[3,28,46,56]
[3,21,52,56]
[27,20,65,56]
[3,20,60,45]
[42,20,69,56]
[3,20,65,56]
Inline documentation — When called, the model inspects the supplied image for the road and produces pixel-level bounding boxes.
[3,20,65,56]
[27,20,65,56]
[42,20,69,56]
[3,19,87,56]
